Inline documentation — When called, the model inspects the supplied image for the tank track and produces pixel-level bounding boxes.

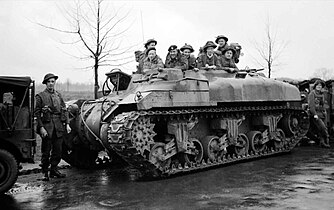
[108,105,307,179]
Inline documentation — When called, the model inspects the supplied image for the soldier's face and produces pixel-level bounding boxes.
[183,49,191,57]
[46,78,56,91]
[206,47,214,55]
[225,50,233,59]
[170,49,177,58]
[148,50,156,59]
[315,84,323,91]
[218,39,226,46]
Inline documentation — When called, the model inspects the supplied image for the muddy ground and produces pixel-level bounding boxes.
[1,144,334,210]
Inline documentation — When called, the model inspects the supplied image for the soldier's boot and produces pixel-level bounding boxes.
[41,171,49,181]
[319,138,330,148]
[50,168,66,178]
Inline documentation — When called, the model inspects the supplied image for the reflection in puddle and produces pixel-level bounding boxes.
[99,199,123,207]
[5,147,334,210]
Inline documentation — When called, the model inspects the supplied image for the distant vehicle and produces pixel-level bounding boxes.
[62,68,309,179]
[0,76,36,194]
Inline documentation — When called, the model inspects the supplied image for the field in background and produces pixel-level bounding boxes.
[61,91,94,101]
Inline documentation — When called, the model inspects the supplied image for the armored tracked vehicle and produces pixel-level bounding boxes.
[63,68,309,178]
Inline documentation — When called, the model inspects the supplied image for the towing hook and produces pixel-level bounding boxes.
[135,91,143,102]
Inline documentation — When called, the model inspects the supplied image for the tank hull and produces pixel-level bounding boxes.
[63,69,309,178]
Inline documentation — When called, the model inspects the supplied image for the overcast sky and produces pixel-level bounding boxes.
[1,0,334,84]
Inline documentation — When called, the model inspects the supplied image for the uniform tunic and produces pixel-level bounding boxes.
[35,88,68,171]
[216,44,229,56]
[137,50,147,74]
[221,56,239,72]
[308,89,329,141]
[142,55,164,73]
[197,53,222,69]
[164,53,188,70]
[183,54,197,70]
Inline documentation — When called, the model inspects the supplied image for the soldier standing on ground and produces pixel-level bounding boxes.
[308,80,330,148]
[35,73,71,181]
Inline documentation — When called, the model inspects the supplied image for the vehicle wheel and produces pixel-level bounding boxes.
[0,149,18,194]
[274,129,286,149]
[279,112,309,137]
[149,142,171,171]
[247,131,266,153]
[234,133,249,156]
[183,138,204,164]
[279,114,298,137]
[202,136,224,162]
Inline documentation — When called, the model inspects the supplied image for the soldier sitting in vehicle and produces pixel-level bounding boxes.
[197,41,222,70]
[142,47,164,73]
[220,46,239,73]
[180,43,197,70]
[214,35,229,57]
[164,45,188,71]
[136,39,158,74]
[229,42,242,63]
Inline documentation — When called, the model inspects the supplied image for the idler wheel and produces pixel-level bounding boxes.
[280,114,299,137]
[247,131,266,153]
[202,136,224,162]
[183,138,204,164]
[149,142,171,171]
[234,133,249,156]
[280,111,310,137]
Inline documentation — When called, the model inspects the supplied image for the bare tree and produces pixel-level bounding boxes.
[312,68,334,80]
[252,16,288,78]
[38,0,135,98]
[66,78,71,92]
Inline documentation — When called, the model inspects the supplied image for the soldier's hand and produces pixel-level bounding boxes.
[66,124,72,134]
[314,115,319,119]
[40,127,48,138]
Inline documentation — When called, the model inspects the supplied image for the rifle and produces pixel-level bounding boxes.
[238,68,264,73]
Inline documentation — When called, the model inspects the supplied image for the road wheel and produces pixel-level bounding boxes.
[149,142,171,171]
[234,133,249,156]
[274,129,286,149]
[247,131,266,153]
[183,138,204,164]
[202,136,224,162]
[0,149,18,194]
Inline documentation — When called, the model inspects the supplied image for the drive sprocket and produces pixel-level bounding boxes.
[131,116,156,156]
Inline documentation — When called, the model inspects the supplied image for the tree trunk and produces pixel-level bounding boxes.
[268,64,271,78]
[94,61,99,99]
